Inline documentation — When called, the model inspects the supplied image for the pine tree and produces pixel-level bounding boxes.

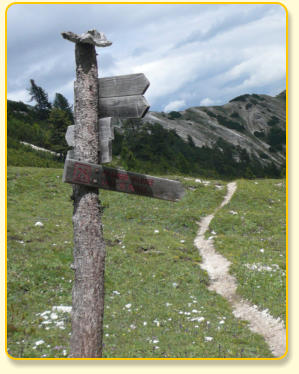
[28,79,52,118]
[53,93,74,123]
[48,108,71,156]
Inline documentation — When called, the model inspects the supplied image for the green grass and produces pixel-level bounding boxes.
[6,167,285,358]
[210,179,286,322]
[7,144,63,168]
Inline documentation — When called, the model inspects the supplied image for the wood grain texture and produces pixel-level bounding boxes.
[99,95,150,118]
[68,40,106,358]
[63,158,185,202]
[65,125,75,146]
[98,73,149,98]
[61,30,112,47]
[65,118,114,148]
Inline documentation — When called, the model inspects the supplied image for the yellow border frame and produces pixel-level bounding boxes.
[5,0,288,361]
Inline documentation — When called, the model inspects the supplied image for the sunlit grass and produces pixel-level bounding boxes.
[7,167,284,358]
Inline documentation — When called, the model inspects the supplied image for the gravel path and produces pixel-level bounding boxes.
[194,182,286,358]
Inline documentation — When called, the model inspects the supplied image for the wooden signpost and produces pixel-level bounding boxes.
[99,94,149,119]
[63,159,185,202]
[65,117,114,163]
[61,29,184,358]
[99,73,150,97]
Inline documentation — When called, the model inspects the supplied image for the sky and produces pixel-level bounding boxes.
[6,3,286,112]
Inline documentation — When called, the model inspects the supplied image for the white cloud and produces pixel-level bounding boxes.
[6,4,286,109]
[7,89,31,103]
[200,98,214,106]
[164,100,186,113]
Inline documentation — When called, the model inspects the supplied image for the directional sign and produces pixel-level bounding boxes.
[63,158,185,202]
[98,73,150,98]
[98,72,150,119]
[98,117,113,163]
[65,119,114,163]
[65,125,75,146]
[99,95,149,119]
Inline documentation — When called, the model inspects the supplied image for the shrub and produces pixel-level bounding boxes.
[168,111,182,120]
[216,115,245,132]
[267,116,280,127]
[254,131,265,139]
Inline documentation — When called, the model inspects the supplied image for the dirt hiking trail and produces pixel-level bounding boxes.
[194,182,286,358]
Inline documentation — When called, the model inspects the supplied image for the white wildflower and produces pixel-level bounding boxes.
[125,303,132,309]
[189,316,205,323]
[205,336,213,342]
[40,310,51,317]
[34,340,45,346]
[52,306,72,313]
[154,230,159,233]
[35,221,44,227]
[50,313,58,320]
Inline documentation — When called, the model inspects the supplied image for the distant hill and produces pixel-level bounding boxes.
[143,91,286,168]
[7,90,286,178]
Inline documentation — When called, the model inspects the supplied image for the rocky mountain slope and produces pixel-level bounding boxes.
[143,91,286,167]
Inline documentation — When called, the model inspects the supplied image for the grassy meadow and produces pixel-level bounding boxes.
[6,166,286,359]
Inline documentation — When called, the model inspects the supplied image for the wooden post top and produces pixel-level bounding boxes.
[61,29,112,47]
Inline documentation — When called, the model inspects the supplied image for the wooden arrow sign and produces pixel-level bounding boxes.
[63,158,185,202]
[65,119,114,163]
[99,73,149,98]
[98,117,113,163]
[98,72,150,119]
[99,95,149,119]
[65,125,75,146]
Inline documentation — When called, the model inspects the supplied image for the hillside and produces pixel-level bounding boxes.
[7,90,286,178]
[143,91,286,168]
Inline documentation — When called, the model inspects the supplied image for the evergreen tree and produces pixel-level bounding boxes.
[48,108,71,156]
[28,79,52,118]
[53,93,74,123]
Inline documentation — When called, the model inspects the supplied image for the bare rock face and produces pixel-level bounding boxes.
[143,91,286,167]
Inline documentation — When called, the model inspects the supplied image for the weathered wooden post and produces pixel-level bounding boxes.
[62,29,185,358]
[61,30,111,358]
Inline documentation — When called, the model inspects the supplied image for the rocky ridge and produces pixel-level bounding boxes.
[143,91,286,167]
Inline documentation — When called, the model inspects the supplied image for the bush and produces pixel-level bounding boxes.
[254,131,265,139]
[216,115,245,132]
[229,94,250,103]
[168,111,182,120]
[267,116,280,127]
